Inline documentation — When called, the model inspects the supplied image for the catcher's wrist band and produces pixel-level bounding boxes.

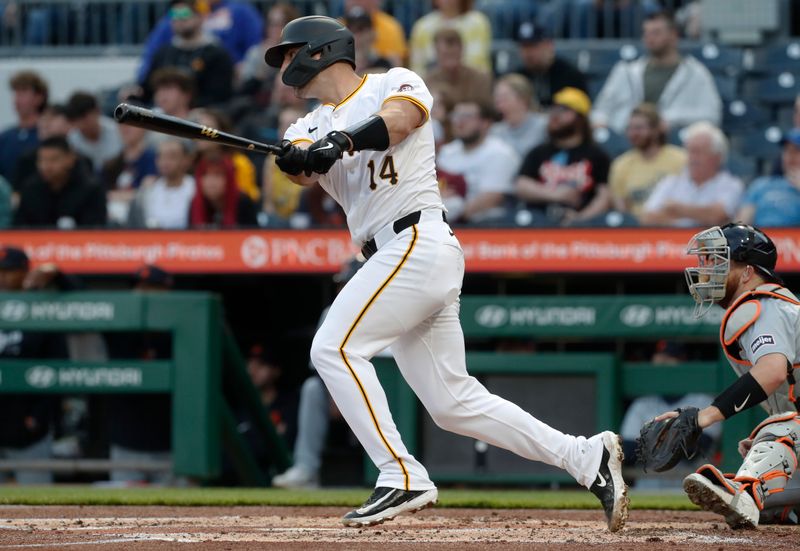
[342,115,390,152]
[711,372,768,418]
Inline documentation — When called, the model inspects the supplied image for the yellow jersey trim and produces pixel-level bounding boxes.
[383,95,430,126]
[334,75,369,110]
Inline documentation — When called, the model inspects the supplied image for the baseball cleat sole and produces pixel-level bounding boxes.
[683,473,758,530]
[342,488,438,527]
[603,432,630,532]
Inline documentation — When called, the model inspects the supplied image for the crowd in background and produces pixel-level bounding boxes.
[0,0,798,231]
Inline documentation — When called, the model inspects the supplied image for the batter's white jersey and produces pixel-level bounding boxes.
[284,68,444,245]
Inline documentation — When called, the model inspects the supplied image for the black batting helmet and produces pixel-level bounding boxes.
[721,222,781,283]
[264,16,355,88]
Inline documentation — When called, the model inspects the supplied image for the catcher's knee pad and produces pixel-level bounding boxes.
[734,413,800,510]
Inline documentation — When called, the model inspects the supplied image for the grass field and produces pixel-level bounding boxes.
[0,486,696,510]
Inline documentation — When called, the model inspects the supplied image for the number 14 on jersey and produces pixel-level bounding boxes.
[367,156,399,190]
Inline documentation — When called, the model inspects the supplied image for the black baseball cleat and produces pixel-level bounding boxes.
[342,487,438,527]
[589,431,629,532]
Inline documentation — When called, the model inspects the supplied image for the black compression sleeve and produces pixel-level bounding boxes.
[711,371,769,418]
[342,115,390,152]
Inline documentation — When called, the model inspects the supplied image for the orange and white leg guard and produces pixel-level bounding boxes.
[734,412,800,523]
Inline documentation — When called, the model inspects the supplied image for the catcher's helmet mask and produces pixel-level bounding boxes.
[265,16,356,88]
[685,223,781,318]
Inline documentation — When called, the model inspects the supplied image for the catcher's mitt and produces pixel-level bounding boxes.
[636,407,702,472]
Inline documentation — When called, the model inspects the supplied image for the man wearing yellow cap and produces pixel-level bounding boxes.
[515,87,612,226]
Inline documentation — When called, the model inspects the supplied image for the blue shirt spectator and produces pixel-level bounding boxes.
[737,129,800,227]
[137,0,262,85]
[0,71,48,185]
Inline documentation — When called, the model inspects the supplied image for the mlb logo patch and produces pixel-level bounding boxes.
[751,334,775,354]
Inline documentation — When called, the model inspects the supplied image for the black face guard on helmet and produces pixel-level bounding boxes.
[264,16,356,88]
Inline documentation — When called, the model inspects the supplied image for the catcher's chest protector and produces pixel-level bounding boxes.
[720,284,800,412]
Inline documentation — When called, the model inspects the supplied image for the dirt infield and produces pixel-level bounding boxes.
[0,505,796,550]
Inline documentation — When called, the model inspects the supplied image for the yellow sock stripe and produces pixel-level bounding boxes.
[339,225,418,491]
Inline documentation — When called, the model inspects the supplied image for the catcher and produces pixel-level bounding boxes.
[638,223,800,529]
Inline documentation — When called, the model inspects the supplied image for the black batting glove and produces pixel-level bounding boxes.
[304,131,351,175]
[275,140,308,176]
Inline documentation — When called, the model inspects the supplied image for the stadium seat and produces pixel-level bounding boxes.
[725,155,759,182]
[592,127,630,159]
[760,41,800,73]
[756,72,800,106]
[585,43,640,76]
[740,125,784,162]
[667,127,687,147]
[721,100,770,133]
[684,43,743,76]
[713,74,739,103]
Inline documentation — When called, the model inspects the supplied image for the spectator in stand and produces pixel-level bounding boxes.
[591,11,721,134]
[137,0,261,87]
[640,121,742,227]
[140,0,234,108]
[736,129,800,228]
[261,106,307,225]
[608,103,686,218]
[65,91,123,177]
[437,100,520,224]
[189,157,258,228]
[0,246,69,484]
[344,6,393,75]
[192,108,259,202]
[424,28,492,106]
[237,3,298,104]
[104,265,175,485]
[514,22,588,107]
[0,71,47,185]
[103,121,158,193]
[409,0,492,75]
[429,84,456,150]
[516,87,611,226]
[103,120,159,226]
[13,103,74,193]
[490,73,548,158]
[128,139,195,229]
[15,136,107,228]
[151,68,194,120]
[344,0,408,68]
[246,344,298,447]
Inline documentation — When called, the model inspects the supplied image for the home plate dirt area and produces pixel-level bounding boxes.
[0,506,797,550]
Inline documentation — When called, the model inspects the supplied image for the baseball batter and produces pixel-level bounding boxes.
[663,223,800,528]
[265,16,628,530]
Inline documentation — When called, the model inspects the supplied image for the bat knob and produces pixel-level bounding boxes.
[114,103,130,123]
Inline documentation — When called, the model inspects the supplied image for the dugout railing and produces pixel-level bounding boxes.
[371,295,765,484]
[0,291,290,484]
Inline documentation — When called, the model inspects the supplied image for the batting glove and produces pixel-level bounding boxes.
[304,131,351,175]
[275,140,308,176]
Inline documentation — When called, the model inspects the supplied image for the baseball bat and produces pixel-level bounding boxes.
[114,103,285,155]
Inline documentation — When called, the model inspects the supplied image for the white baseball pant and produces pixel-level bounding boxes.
[310,210,605,490]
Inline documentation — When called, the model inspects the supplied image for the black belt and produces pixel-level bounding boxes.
[361,210,447,260]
